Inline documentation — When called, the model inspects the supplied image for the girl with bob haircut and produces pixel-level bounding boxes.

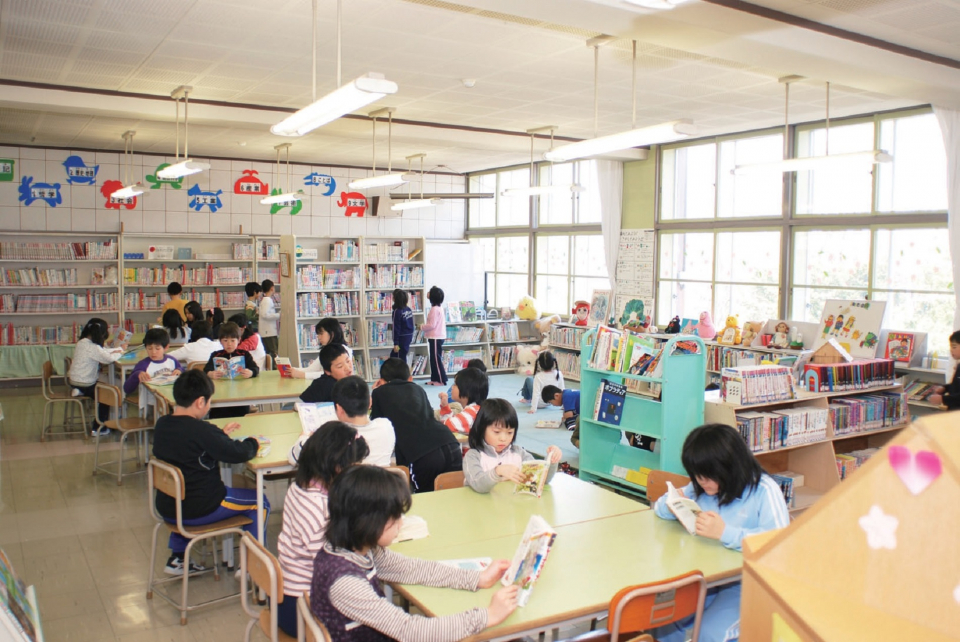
[277,422,370,637]
[310,465,519,642]
[162,308,190,345]
[653,423,789,642]
[422,286,447,386]
[292,317,353,379]
[463,398,561,494]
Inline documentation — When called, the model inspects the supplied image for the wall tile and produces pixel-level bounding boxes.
[165,211,188,233]
[20,147,44,160]
[435,220,452,239]
[20,159,45,181]
[142,188,166,211]
[400,217,419,236]
[347,217,366,237]
[231,213,252,234]
[209,213,232,234]
[231,192,253,215]
[71,209,96,232]
[187,212,210,234]
[381,218,402,237]
[20,205,47,230]
[96,209,120,232]
[291,216,311,236]
[0,205,20,230]
[142,210,165,233]
[71,185,96,209]
[418,219,436,238]
[0,183,20,208]
[311,216,330,237]
[329,217,349,237]
[251,214,272,235]
[95,152,120,165]
[271,216,292,236]
[166,187,189,212]
[210,159,231,171]
[46,207,72,231]
[0,146,19,158]
[119,210,143,234]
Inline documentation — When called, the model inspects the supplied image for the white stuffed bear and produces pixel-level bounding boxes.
[516,345,540,376]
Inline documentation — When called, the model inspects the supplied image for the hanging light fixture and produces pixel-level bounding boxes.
[543,37,697,163]
[260,143,308,205]
[348,108,414,190]
[623,0,692,10]
[503,126,584,197]
[391,154,443,211]
[733,77,892,175]
[157,86,210,180]
[271,0,397,137]
[110,130,144,199]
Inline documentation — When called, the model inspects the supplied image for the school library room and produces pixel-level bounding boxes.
[0,1,958,641]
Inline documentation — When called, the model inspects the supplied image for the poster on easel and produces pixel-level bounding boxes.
[615,229,655,329]
[813,299,887,359]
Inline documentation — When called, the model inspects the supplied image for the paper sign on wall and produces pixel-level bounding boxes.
[0,159,14,182]
[234,169,269,195]
[18,176,61,207]
[63,155,99,185]
[101,180,137,210]
[304,172,336,196]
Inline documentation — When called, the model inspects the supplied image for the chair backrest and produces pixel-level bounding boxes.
[646,470,691,504]
[298,593,332,642]
[263,354,273,371]
[386,466,410,485]
[607,571,706,642]
[240,532,283,600]
[434,470,465,491]
[187,361,206,371]
[154,393,170,418]
[95,382,123,410]
[148,458,186,502]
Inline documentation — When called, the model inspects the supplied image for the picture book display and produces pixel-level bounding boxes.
[458,301,476,322]
[514,461,551,498]
[275,357,293,378]
[594,379,626,425]
[665,481,702,535]
[813,299,886,359]
[502,515,556,607]
[213,355,245,379]
[295,401,338,436]
[588,289,611,326]
[883,332,915,363]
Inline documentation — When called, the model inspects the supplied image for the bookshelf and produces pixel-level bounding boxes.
[577,330,707,499]
[441,314,542,374]
[548,322,588,382]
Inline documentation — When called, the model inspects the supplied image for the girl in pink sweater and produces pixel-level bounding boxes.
[421,286,447,386]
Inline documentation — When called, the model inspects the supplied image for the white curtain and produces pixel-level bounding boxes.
[591,159,624,300]
[934,107,960,334]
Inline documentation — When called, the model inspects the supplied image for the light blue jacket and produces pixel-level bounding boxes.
[653,474,790,551]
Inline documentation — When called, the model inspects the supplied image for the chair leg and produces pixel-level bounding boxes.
[117,431,127,485]
[40,402,50,442]
[147,522,162,599]
[212,535,221,581]
[92,428,101,475]
[181,539,195,625]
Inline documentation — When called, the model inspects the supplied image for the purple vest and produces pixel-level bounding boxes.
[311,547,389,642]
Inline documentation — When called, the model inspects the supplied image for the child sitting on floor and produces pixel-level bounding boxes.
[123,327,182,416]
[541,384,580,431]
[520,351,564,414]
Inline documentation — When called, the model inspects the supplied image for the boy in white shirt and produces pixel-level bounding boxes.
[259,279,279,359]
[167,320,222,366]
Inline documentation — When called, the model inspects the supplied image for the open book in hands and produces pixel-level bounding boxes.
[213,355,245,379]
[502,515,556,607]
[514,460,550,498]
[665,481,702,535]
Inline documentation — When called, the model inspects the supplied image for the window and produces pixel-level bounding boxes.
[795,121,875,215]
[470,235,530,309]
[790,229,871,323]
[717,134,784,218]
[468,167,531,229]
[537,161,603,225]
[877,113,949,213]
[535,234,610,315]
[660,143,716,220]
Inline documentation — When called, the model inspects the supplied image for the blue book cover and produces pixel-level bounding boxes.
[596,379,627,426]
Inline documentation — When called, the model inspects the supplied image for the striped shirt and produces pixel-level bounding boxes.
[439,403,479,434]
[278,483,329,596]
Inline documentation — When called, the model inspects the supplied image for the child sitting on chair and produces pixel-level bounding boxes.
[124,327,182,416]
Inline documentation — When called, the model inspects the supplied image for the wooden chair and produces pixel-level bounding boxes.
[146,459,250,625]
[297,592,332,642]
[562,571,706,642]
[433,470,465,491]
[646,470,691,504]
[93,382,155,485]
[240,532,295,642]
[386,466,411,486]
[263,354,274,371]
[188,361,207,371]
[40,360,87,441]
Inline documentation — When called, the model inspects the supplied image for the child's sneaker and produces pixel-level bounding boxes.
[164,555,207,576]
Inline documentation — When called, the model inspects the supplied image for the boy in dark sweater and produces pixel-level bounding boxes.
[370,358,462,492]
[152,369,268,576]
[299,343,353,404]
[204,321,258,418]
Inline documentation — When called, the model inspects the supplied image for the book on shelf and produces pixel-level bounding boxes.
[444,305,462,323]
[330,240,359,262]
[721,365,795,406]
[407,248,422,260]
[514,460,551,497]
[903,380,939,402]
[213,355,245,379]
[665,481,702,535]
[883,332,916,363]
[276,357,293,378]
[594,379,627,425]
[770,473,797,508]
[801,359,895,393]
[459,301,476,322]
[0,240,116,261]
[391,514,429,543]
[502,515,556,607]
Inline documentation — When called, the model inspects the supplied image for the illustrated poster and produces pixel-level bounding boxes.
[813,299,887,359]
[615,229,654,327]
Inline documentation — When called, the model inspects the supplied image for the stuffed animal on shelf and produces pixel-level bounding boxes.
[571,300,590,326]
[771,321,790,348]
[693,311,716,340]
[740,321,762,346]
[536,314,562,347]
[664,316,681,334]
[516,345,540,376]
[516,295,539,321]
[717,315,741,345]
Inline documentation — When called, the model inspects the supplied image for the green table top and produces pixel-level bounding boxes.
[209,411,302,469]
[392,474,646,557]
[394,511,743,641]
[148,370,310,407]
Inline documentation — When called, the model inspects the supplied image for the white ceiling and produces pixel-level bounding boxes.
[0,0,956,173]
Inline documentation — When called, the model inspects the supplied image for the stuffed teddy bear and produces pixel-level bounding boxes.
[536,314,561,347]
[516,345,539,376]
[717,315,741,345]
[740,321,762,346]
[516,295,539,321]
[693,311,716,340]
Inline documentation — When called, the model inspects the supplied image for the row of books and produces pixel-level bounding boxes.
[489,322,522,342]
[836,448,879,480]
[364,265,424,288]
[365,291,423,315]
[0,292,119,313]
[232,243,255,260]
[446,326,483,344]
[444,301,478,323]
[491,345,521,369]
[2,267,79,287]
[554,350,581,378]
[721,365,795,406]
[829,392,907,435]
[707,345,770,371]
[298,266,358,290]
[296,291,360,317]
[801,359,896,393]
[442,348,484,374]
[366,241,412,262]
[122,320,152,334]
[367,321,392,347]
[257,266,279,282]
[1,321,84,345]
[0,240,117,260]
[549,325,588,349]
[331,240,359,262]
[124,289,249,311]
[770,472,803,509]
[123,265,253,286]
[589,326,670,376]
[735,407,829,452]
[903,380,940,402]
[297,321,359,351]
[228,243,279,261]
[369,353,425,377]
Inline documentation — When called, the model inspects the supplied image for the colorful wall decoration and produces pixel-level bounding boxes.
[145,163,183,189]
[18,176,61,207]
[337,191,367,217]
[100,180,137,210]
[304,172,336,196]
[234,169,268,195]
[62,155,98,185]
[267,188,303,215]
[187,185,223,213]
[0,159,14,182]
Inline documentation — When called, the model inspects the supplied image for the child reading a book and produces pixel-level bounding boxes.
[310,465,518,642]
[540,385,580,431]
[927,330,960,410]
[463,399,562,494]
[230,313,266,370]
[293,318,353,379]
[299,343,354,403]
[68,317,126,436]
[124,328,183,415]
[652,423,789,642]
[391,289,415,363]
[152,370,267,576]
[277,422,370,637]
[371,358,463,493]
[204,321,258,418]
[520,351,564,414]
[438,367,489,435]
[162,308,190,345]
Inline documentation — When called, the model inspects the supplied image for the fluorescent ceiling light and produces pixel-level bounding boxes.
[391,198,443,212]
[109,183,144,199]
[733,150,892,176]
[544,120,697,162]
[624,0,691,9]
[502,184,586,197]
[157,159,210,179]
[260,190,307,205]
[271,73,398,137]
[348,172,414,190]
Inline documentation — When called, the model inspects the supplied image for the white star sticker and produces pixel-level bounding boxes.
[858,505,898,550]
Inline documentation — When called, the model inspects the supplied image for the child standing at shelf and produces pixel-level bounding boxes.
[293,318,353,380]
[68,317,125,437]
[124,328,182,416]
[652,423,789,642]
[167,320,222,365]
[422,286,447,386]
[299,343,354,403]
[390,289,415,363]
[520,351,564,414]
[159,282,188,322]
[162,308,190,345]
[244,281,261,333]
[259,279,280,360]
[438,367,489,435]
[928,330,960,410]
[463,398,562,494]
[277,421,370,637]
[540,384,580,431]
[230,313,266,370]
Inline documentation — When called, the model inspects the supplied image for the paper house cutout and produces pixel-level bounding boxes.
[810,337,853,365]
[741,412,959,641]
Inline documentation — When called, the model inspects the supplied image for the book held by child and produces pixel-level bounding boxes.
[502,515,556,607]
[213,355,245,379]
[665,481,702,535]
[514,460,550,498]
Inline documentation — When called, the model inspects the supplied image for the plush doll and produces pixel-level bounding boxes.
[740,321,762,346]
[664,316,681,334]
[771,321,790,349]
[717,315,741,345]
[571,301,590,326]
[693,311,716,340]
[516,345,539,376]
[536,314,561,347]
[516,295,539,321]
